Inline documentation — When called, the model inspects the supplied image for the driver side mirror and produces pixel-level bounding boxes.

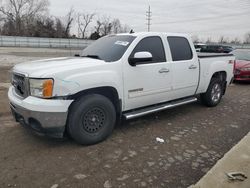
[128,51,153,66]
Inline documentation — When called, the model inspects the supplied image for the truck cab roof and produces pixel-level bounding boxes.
[116,32,190,38]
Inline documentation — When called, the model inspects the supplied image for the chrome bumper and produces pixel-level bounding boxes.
[10,102,67,138]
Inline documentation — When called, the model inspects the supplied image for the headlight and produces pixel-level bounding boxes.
[29,79,54,98]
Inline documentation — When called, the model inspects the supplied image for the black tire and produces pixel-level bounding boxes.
[201,78,223,107]
[68,94,116,145]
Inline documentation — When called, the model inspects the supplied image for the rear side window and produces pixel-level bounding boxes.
[167,36,193,61]
[130,36,166,63]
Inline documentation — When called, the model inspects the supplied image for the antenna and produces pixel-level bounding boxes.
[146,5,152,32]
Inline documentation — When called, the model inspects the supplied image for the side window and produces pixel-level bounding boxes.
[130,36,166,63]
[167,36,193,61]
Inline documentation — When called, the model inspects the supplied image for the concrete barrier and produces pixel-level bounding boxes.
[0,35,93,49]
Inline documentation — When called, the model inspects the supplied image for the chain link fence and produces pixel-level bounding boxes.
[0,35,93,49]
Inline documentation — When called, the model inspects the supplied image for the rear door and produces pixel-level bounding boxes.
[167,36,199,99]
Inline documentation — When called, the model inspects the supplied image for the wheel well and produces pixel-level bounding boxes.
[211,71,227,82]
[70,86,121,115]
[211,71,227,95]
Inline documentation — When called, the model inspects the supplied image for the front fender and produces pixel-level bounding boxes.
[52,70,123,100]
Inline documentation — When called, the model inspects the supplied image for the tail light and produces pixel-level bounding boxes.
[234,69,241,75]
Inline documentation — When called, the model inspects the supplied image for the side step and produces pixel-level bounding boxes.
[123,97,197,120]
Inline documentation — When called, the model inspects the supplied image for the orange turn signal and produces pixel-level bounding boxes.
[43,79,53,98]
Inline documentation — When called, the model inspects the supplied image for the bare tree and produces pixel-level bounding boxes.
[89,19,103,40]
[99,16,112,36]
[218,36,224,43]
[111,19,130,34]
[77,12,95,38]
[218,36,229,44]
[112,18,121,34]
[191,35,200,43]
[244,32,250,44]
[94,20,103,34]
[91,16,111,36]
[206,37,211,44]
[119,24,130,33]
[0,1,131,39]
[63,8,74,38]
[0,4,4,33]
[55,18,65,38]
[230,37,241,44]
[0,0,49,35]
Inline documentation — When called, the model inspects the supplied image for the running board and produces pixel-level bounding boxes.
[123,97,198,120]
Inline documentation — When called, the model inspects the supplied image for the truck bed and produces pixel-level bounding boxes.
[196,53,235,95]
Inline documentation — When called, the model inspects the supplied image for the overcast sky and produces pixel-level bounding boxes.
[49,0,250,41]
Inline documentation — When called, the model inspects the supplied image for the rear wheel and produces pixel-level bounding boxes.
[201,78,223,107]
[68,94,116,145]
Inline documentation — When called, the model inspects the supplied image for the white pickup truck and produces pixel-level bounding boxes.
[8,32,235,145]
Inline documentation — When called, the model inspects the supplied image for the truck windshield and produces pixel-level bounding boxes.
[81,35,136,62]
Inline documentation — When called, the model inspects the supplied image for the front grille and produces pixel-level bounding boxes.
[240,75,250,78]
[12,73,27,97]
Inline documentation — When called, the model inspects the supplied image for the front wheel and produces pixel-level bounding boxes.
[201,78,223,107]
[68,94,116,145]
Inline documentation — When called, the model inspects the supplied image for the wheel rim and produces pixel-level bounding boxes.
[82,107,106,133]
[211,83,222,103]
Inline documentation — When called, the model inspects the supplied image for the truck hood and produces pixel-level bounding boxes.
[13,57,106,77]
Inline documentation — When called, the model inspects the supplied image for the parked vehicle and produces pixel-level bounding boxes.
[200,45,233,53]
[200,45,223,53]
[231,49,250,81]
[222,46,234,53]
[194,43,206,52]
[8,32,235,145]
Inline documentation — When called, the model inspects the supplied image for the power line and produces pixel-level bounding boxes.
[146,5,152,32]
[154,11,250,25]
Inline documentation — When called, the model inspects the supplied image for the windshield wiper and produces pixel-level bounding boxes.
[81,55,102,60]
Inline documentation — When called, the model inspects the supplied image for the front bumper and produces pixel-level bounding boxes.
[234,75,250,81]
[8,86,73,138]
[234,70,250,81]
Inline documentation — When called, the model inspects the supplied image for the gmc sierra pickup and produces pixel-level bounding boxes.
[8,32,235,145]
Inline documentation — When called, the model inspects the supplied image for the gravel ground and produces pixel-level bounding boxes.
[0,48,249,188]
[0,47,81,66]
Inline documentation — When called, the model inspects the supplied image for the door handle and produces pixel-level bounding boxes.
[159,68,170,73]
[189,64,197,69]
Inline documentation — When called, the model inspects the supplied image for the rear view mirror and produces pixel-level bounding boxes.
[129,51,153,66]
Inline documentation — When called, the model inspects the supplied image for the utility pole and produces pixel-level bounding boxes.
[146,5,152,32]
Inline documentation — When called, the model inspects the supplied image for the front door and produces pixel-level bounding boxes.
[123,36,173,111]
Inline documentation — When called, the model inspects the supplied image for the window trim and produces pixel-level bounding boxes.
[167,36,193,62]
[129,36,166,65]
